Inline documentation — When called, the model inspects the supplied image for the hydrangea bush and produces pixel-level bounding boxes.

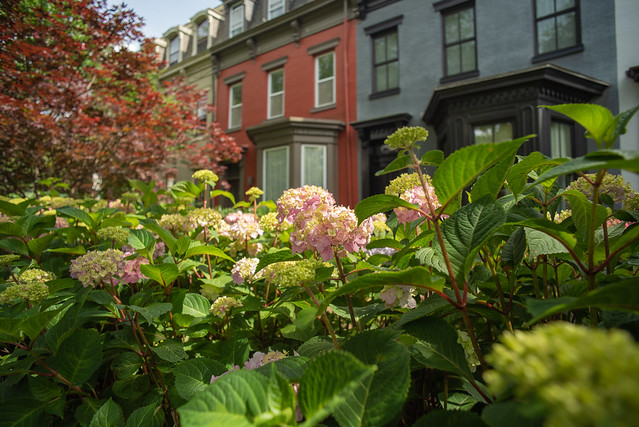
[1,103,639,426]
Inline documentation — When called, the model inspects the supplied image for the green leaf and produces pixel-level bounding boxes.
[125,403,164,427]
[210,189,236,205]
[57,206,96,229]
[128,303,173,324]
[317,267,442,315]
[140,263,179,287]
[128,179,158,208]
[170,180,202,199]
[299,350,377,427]
[46,245,87,255]
[174,358,227,400]
[421,150,444,166]
[27,233,54,257]
[341,330,411,426]
[440,197,507,281]
[355,194,418,224]
[19,307,64,341]
[184,244,235,263]
[255,356,309,382]
[433,137,528,213]
[0,237,29,256]
[128,229,155,250]
[151,340,187,362]
[255,248,301,273]
[516,219,577,256]
[471,154,516,201]
[139,219,177,254]
[0,397,48,426]
[0,199,28,217]
[415,247,448,274]
[535,150,639,183]
[507,152,562,196]
[297,336,335,358]
[482,401,545,427]
[391,294,455,329]
[607,104,639,145]
[501,227,526,268]
[89,398,125,427]
[561,190,608,240]
[52,328,102,386]
[402,316,473,379]
[416,410,487,427]
[182,293,211,317]
[281,307,321,341]
[375,154,411,176]
[526,277,639,324]
[543,103,614,147]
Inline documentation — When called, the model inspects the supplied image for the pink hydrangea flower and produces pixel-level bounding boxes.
[394,184,441,224]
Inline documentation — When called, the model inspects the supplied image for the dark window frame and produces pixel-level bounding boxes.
[532,0,582,61]
[440,2,478,82]
[169,36,179,65]
[365,16,402,99]
[371,28,399,97]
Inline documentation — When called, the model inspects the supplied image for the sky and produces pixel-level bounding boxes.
[108,0,223,40]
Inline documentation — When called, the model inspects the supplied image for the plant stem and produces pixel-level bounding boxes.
[305,286,339,349]
[334,250,361,332]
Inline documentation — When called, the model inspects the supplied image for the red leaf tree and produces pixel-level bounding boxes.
[0,0,241,197]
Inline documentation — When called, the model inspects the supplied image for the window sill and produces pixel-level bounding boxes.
[226,126,242,134]
[532,44,584,63]
[369,88,400,100]
[311,103,336,114]
[440,70,479,84]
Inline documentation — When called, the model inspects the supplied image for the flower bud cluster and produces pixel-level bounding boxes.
[484,322,639,427]
[263,258,328,288]
[370,213,391,235]
[277,186,373,261]
[0,268,55,304]
[192,169,219,183]
[379,284,417,309]
[394,184,440,224]
[97,226,129,246]
[245,187,264,201]
[231,257,263,284]
[258,212,279,232]
[567,173,635,205]
[70,249,125,288]
[188,208,223,229]
[210,296,243,317]
[383,126,429,150]
[385,173,423,197]
[158,214,195,233]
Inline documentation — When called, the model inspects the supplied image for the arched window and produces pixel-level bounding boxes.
[169,36,179,64]
[197,20,209,53]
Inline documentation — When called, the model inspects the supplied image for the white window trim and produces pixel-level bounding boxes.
[315,51,336,108]
[228,83,242,129]
[268,0,285,20]
[230,3,244,38]
[301,144,327,188]
[262,146,289,200]
[268,69,285,119]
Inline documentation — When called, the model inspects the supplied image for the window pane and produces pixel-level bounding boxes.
[461,41,476,73]
[229,84,242,128]
[386,32,398,60]
[459,8,474,40]
[387,61,399,89]
[444,14,459,43]
[198,21,209,38]
[264,147,288,200]
[556,0,575,12]
[474,122,513,144]
[374,37,386,63]
[446,45,460,75]
[302,146,326,187]
[376,64,388,92]
[494,123,513,142]
[318,53,334,80]
[474,125,493,144]
[270,69,284,92]
[169,37,179,63]
[269,0,285,19]
[318,80,334,106]
[230,106,241,128]
[551,121,572,158]
[536,0,554,17]
[232,84,242,105]
[537,18,556,54]
[557,12,576,49]
[270,93,283,117]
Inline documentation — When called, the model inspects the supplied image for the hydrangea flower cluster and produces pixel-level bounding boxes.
[245,187,264,201]
[384,173,423,197]
[97,226,129,246]
[244,350,288,369]
[379,284,417,309]
[158,214,195,233]
[119,247,149,284]
[210,296,243,317]
[277,186,373,261]
[263,258,329,288]
[188,208,222,229]
[258,212,279,232]
[223,212,264,256]
[383,126,429,150]
[567,173,636,205]
[231,257,263,284]
[0,268,55,304]
[370,213,391,235]
[394,184,441,224]
[0,254,20,265]
[70,249,125,288]
[547,209,572,224]
[192,169,219,183]
[484,322,639,427]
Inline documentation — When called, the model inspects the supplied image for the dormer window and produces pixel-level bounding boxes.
[197,20,209,53]
[169,36,179,65]
[230,3,244,37]
[268,0,285,20]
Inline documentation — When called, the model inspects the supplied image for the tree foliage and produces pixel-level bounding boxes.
[0,0,241,197]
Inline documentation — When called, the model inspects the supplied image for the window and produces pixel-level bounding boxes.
[473,122,513,144]
[301,145,327,187]
[263,146,289,200]
[268,0,285,20]
[550,120,572,158]
[315,52,335,107]
[268,69,284,119]
[230,3,244,37]
[535,0,579,55]
[197,20,209,53]
[169,36,179,65]
[372,29,399,94]
[229,83,242,129]
[443,5,476,77]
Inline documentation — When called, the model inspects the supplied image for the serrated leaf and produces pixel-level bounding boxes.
[317,267,442,315]
[482,401,544,427]
[0,199,27,217]
[151,340,187,362]
[608,104,639,145]
[524,228,569,258]
[0,397,48,426]
[139,219,177,254]
[471,154,516,201]
[543,103,614,147]
[355,194,419,224]
[299,350,377,427]
[89,398,125,427]
[182,293,211,317]
[128,229,155,250]
[52,328,102,386]
[501,227,526,268]
[416,410,487,427]
[534,150,639,184]
[507,152,562,196]
[26,233,54,257]
[125,404,164,427]
[296,336,335,358]
[19,307,63,341]
[57,206,96,229]
[440,197,507,281]
[174,358,227,400]
[184,244,235,263]
[210,189,236,205]
[421,150,444,166]
[415,246,448,274]
[139,263,179,286]
[375,154,411,176]
[170,180,202,199]
[255,248,302,273]
[561,189,608,240]
[433,137,528,213]
[128,303,173,324]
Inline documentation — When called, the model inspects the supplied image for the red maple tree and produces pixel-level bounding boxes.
[0,0,241,197]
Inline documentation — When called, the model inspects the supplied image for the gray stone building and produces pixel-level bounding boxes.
[353,0,639,197]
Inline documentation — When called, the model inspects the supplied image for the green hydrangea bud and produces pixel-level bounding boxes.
[0,254,20,266]
[384,126,429,150]
[246,187,264,201]
[97,227,130,246]
[192,169,219,183]
[0,268,55,304]
[385,173,425,197]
